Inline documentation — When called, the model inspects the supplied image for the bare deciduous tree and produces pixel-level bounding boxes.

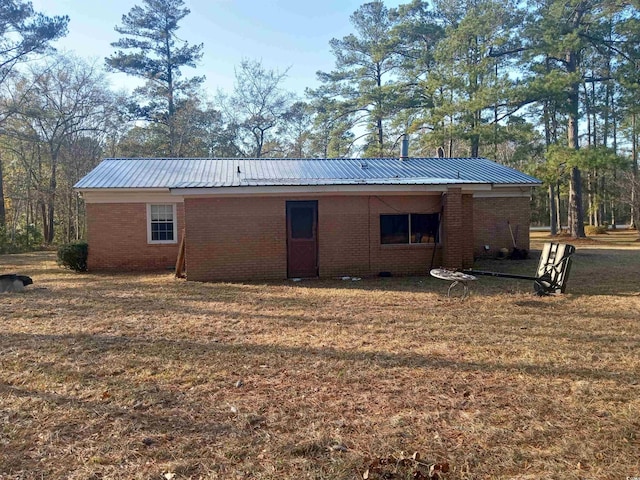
[218,59,293,158]
[2,55,111,244]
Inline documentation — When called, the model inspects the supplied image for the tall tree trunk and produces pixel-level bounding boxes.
[603,81,610,148]
[165,31,176,158]
[568,165,585,237]
[543,98,559,233]
[543,100,551,146]
[564,4,587,238]
[631,113,637,229]
[590,79,597,146]
[583,81,592,146]
[256,129,265,158]
[40,200,48,244]
[376,62,384,156]
[45,151,58,245]
[610,199,616,229]
[549,184,557,235]
[555,182,562,232]
[567,54,586,238]
[493,61,499,159]
[448,111,454,157]
[25,189,31,248]
[611,80,618,231]
[599,174,605,227]
[471,115,480,157]
[67,191,73,243]
[75,192,81,240]
[587,172,596,225]
[46,206,54,243]
[593,175,597,227]
[0,155,6,228]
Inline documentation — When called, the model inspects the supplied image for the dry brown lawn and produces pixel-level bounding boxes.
[1,231,639,480]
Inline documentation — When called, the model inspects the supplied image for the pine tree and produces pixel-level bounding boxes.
[105,0,203,157]
[310,1,402,157]
[523,0,640,237]
[429,0,524,157]
[0,0,68,86]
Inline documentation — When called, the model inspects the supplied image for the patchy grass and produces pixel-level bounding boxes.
[1,231,639,479]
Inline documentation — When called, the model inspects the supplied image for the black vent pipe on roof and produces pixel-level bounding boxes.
[400,134,409,159]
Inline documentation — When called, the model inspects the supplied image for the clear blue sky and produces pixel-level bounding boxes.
[32,0,404,98]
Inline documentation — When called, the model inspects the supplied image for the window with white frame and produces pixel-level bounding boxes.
[380,213,440,244]
[147,204,177,243]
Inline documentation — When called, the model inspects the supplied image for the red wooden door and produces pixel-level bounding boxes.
[287,201,318,278]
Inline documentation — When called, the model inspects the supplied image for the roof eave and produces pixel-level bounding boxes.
[169,183,495,196]
[493,182,542,188]
[75,187,171,193]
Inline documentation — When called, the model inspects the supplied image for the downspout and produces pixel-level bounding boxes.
[430,202,445,271]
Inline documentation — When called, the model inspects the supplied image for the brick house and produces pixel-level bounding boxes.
[75,157,541,281]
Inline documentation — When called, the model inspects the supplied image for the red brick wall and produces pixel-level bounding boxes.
[85,192,531,279]
[442,188,463,268]
[184,197,287,282]
[473,196,531,257]
[440,190,474,269]
[86,202,184,271]
[184,194,444,281]
[318,195,443,277]
[462,194,475,266]
[317,196,370,277]
[367,195,442,276]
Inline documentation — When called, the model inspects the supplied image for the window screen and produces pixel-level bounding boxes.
[411,213,439,243]
[150,205,175,242]
[380,213,439,244]
[380,214,409,244]
[290,206,314,239]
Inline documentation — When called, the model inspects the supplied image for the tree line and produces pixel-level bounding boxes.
[1,0,639,251]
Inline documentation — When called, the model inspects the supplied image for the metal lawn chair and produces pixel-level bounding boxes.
[465,242,576,295]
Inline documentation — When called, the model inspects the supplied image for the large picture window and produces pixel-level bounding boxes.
[147,204,177,244]
[380,213,439,245]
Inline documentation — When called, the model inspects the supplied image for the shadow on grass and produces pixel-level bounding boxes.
[3,243,640,298]
[0,381,235,436]
[0,379,238,477]
[3,332,637,385]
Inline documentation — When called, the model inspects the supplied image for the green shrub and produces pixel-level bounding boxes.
[14,224,43,250]
[0,224,44,254]
[57,241,88,272]
[0,226,8,254]
[585,224,608,235]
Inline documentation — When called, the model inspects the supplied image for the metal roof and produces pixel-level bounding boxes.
[74,157,541,190]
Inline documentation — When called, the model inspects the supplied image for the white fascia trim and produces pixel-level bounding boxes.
[169,183,494,197]
[77,188,170,193]
[474,186,534,198]
[504,183,542,188]
[79,189,184,204]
